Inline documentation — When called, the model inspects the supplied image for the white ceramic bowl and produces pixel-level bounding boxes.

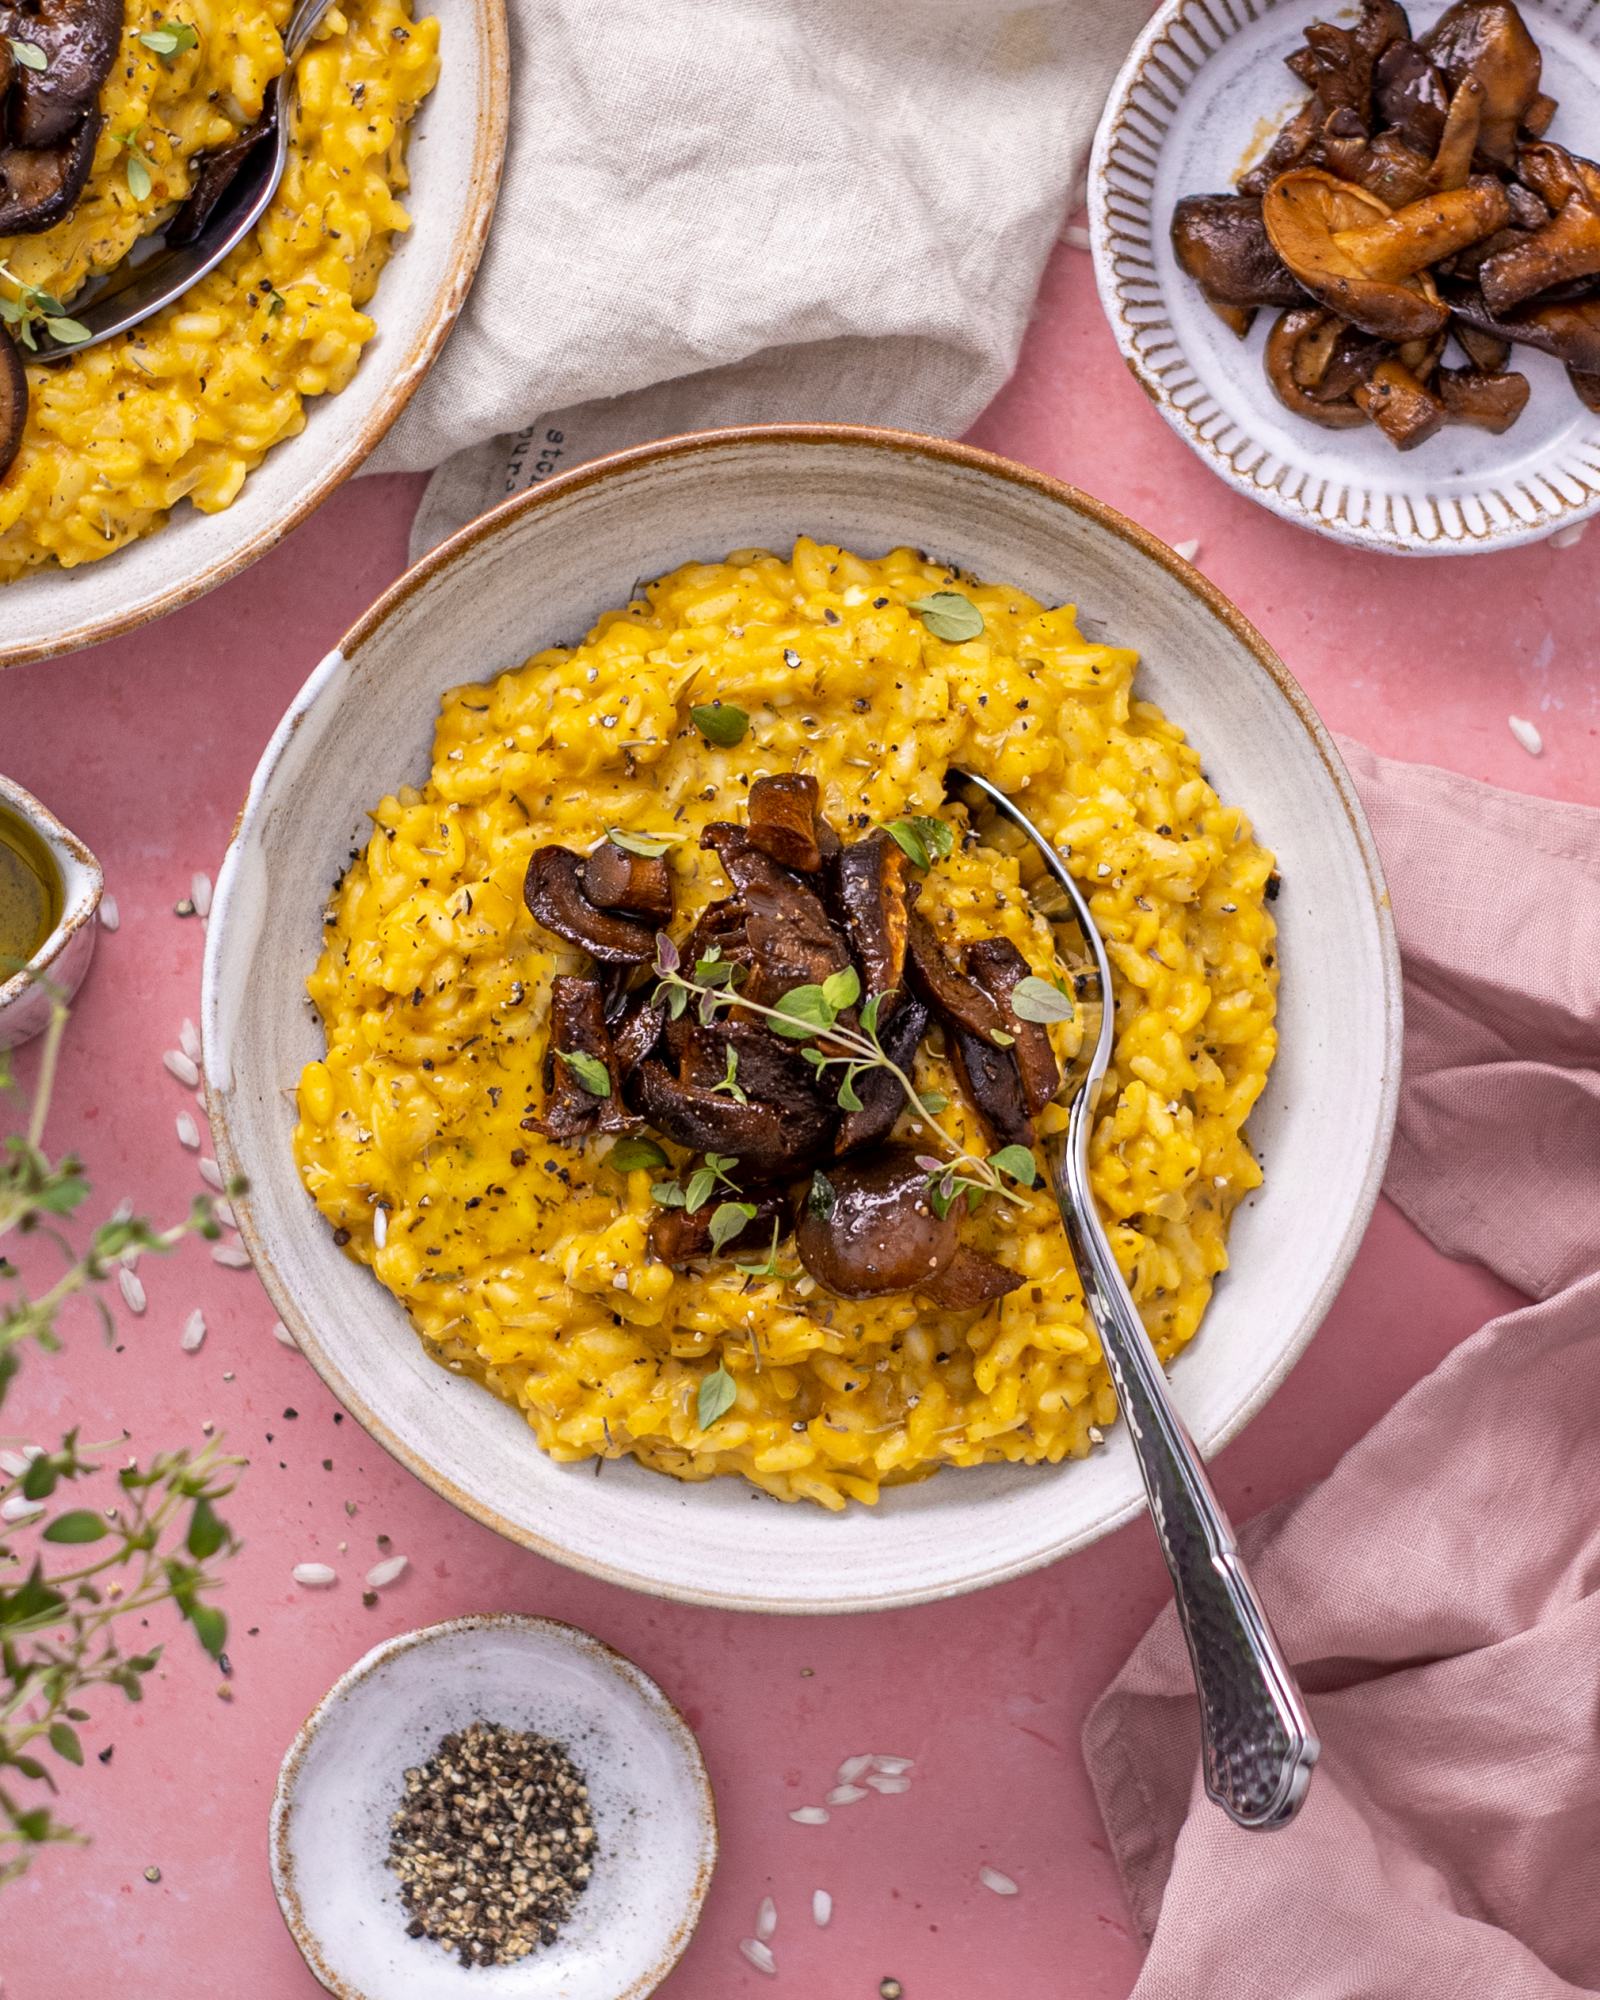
[270,1615,716,2000]
[0,0,508,671]
[202,425,1402,1612]
[1090,0,1600,554]
[0,774,102,1049]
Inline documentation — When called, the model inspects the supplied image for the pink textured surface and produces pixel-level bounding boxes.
[2,236,1595,1997]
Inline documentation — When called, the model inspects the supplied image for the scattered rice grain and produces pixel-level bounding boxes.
[163,1049,200,1087]
[366,1555,408,1588]
[191,872,213,918]
[836,1753,874,1784]
[213,1199,236,1230]
[827,1784,868,1805]
[198,1157,224,1190]
[979,1866,1019,1896]
[293,1563,337,1587]
[0,1449,29,1477]
[179,1018,201,1064]
[272,1320,298,1349]
[1171,538,1201,563]
[176,1112,200,1150]
[756,1895,777,1940]
[1508,715,1543,757]
[738,1939,777,1976]
[1551,520,1588,549]
[180,1310,206,1354]
[212,1243,252,1270]
[98,892,120,932]
[1,1495,43,1523]
[789,1806,829,1825]
[1063,222,1091,248]
[117,1267,147,1315]
[812,1889,832,1928]
[871,1756,914,1775]
[372,1206,388,1249]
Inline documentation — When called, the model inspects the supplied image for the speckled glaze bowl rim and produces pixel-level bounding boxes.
[0,772,103,1006]
[269,1613,718,2000]
[0,0,511,673]
[1087,0,1600,556]
[201,422,1403,1612]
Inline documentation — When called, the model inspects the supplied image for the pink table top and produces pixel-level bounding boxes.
[3,230,1594,1999]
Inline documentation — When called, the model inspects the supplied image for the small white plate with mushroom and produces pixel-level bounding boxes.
[270,1615,717,2000]
[1089,0,1600,553]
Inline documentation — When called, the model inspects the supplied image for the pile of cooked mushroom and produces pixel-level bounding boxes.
[0,0,126,475]
[1172,0,1600,448]
[523,774,1067,1309]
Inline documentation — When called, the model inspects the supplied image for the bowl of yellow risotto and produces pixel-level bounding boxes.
[0,0,507,669]
[201,425,1401,1612]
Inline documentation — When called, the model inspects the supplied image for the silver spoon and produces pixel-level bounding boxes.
[951,767,1318,1830]
[33,0,338,361]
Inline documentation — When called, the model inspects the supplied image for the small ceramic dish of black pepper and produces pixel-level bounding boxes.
[270,1615,717,1999]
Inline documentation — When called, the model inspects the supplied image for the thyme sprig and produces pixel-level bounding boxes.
[650,935,1037,1214]
[1,997,243,1886]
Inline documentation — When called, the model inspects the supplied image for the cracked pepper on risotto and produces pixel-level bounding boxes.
[295,540,1279,1509]
[0,0,438,577]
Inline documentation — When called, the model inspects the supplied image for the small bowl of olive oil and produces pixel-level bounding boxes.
[0,777,102,1050]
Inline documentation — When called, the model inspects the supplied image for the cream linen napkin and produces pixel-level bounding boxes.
[1084,741,1600,1999]
[372,0,1151,557]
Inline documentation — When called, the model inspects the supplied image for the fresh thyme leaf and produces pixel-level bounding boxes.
[735,1218,790,1280]
[653,931,681,975]
[770,984,835,1040]
[859,991,883,1038]
[821,965,860,1013]
[683,1167,717,1213]
[909,591,984,643]
[664,984,689,1020]
[927,1180,957,1220]
[1009,975,1076,1024]
[42,317,91,347]
[689,702,749,747]
[138,22,199,58]
[8,38,47,70]
[709,1046,747,1103]
[48,1722,82,1766]
[881,816,954,871]
[708,1200,757,1252]
[704,1152,739,1177]
[185,1497,227,1562]
[807,1171,836,1220]
[41,1512,108,1546]
[836,1067,864,1113]
[697,1363,737,1429]
[187,1602,227,1658]
[649,1180,688,1208]
[605,827,675,858]
[555,1049,611,1097]
[988,1144,1038,1187]
[919,1091,949,1115]
[608,1136,669,1174]
[989,1028,1015,1048]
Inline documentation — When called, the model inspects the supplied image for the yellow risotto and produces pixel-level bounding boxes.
[295,542,1279,1509]
[0,0,438,578]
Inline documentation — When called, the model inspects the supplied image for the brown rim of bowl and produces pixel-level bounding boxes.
[268,1613,718,2000]
[206,421,1404,1612]
[0,0,511,675]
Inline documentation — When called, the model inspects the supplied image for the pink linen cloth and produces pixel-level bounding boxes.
[1083,739,1600,1999]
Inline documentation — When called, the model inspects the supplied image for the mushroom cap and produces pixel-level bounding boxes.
[1263,169,1450,338]
[0,323,25,485]
[1420,0,1541,165]
[795,1148,960,1299]
[524,846,657,962]
[1264,308,1373,428]
[0,107,101,234]
[2,0,125,149]
[1480,194,1600,316]
[1170,194,1306,308]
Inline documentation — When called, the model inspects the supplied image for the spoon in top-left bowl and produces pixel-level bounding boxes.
[27,0,339,361]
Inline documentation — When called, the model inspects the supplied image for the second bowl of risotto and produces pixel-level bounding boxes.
[202,425,1401,1612]
[0,0,507,669]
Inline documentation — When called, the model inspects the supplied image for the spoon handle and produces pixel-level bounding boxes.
[1055,1125,1319,1829]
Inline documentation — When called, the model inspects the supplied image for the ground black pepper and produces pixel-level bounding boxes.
[387,1720,597,1968]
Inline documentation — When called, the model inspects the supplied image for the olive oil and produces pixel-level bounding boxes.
[0,804,61,975]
